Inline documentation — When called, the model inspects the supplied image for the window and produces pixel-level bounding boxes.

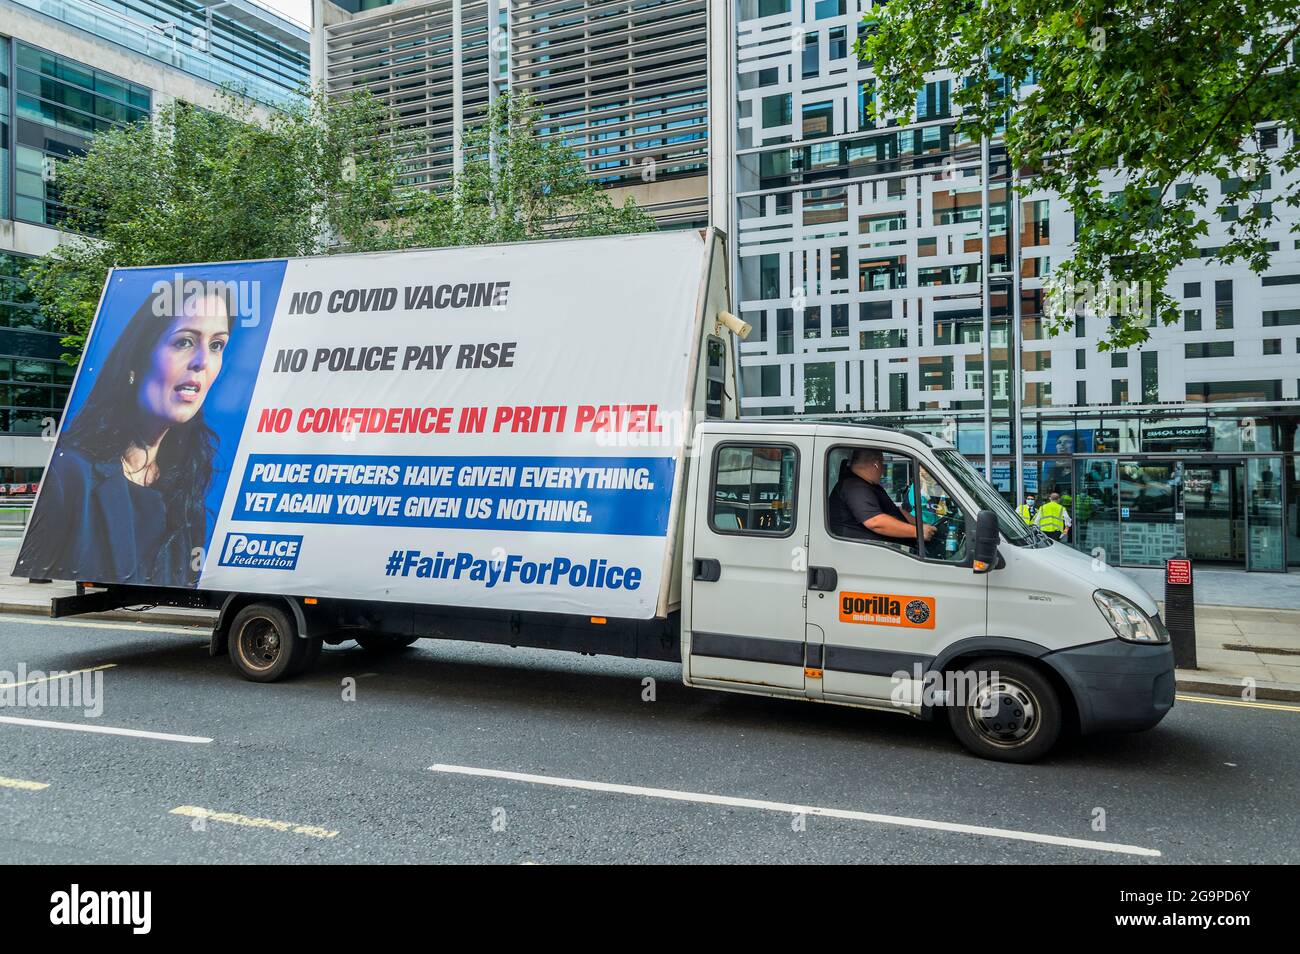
[1214,279,1233,329]
[831,303,849,337]
[1184,308,1202,331]
[1264,339,1282,355]
[710,444,798,536]
[830,247,848,281]
[1264,309,1300,327]
[1185,341,1234,358]
[825,448,911,549]
[1186,381,1282,403]
[1141,350,1159,401]
[761,94,791,128]
[802,33,820,79]
[759,364,784,397]
[740,0,791,16]
[829,27,847,61]
[802,100,834,138]
[804,361,835,412]
[705,336,725,419]
[903,466,970,563]
[915,80,950,121]
[825,447,973,562]
[1183,282,1201,298]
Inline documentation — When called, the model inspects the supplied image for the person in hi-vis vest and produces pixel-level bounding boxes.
[1037,492,1072,541]
[1017,494,1037,525]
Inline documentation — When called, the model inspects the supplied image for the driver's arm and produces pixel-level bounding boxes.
[865,513,922,539]
[866,512,937,541]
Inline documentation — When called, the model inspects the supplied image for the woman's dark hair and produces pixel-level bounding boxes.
[62,287,231,578]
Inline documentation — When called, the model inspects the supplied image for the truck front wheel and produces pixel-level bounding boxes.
[229,603,321,683]
[946,657,1062,763]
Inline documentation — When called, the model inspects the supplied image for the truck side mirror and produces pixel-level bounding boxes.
[972,510,1000,573]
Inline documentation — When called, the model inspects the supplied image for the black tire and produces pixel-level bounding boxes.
[945,657,1063,763]
[229,603,316,683]
[354,633,418,653]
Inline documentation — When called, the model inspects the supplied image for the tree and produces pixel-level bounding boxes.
[403,90,655,248]
[28,88,409,357]
[858,1,1300,348]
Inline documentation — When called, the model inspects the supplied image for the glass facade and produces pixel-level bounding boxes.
[0,251,73,445]
[12,42,151,225]
[0,35,8,220]
[6,0,308,109]
[731,0,1300,570]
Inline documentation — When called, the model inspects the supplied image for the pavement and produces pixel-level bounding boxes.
[1,535,1297,701]
[0,613,1297,863]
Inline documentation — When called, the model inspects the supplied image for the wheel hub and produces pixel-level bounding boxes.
[969,680,1038,746]
[239,619,281,670]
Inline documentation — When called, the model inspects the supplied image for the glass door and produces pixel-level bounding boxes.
[1118,460,1185,566]
[1075,457,1119,562]
[1246,457,1285,571]
[1183,461,1245,565]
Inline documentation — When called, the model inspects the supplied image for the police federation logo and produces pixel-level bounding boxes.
[904,599,931,625]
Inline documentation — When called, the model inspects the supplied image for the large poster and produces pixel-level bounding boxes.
[15,232,708,619]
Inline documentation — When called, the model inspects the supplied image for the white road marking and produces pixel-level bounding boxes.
[428,763,1161,858]
[0,715,211,744]
[0,615,209,636]
[0,663,117,688]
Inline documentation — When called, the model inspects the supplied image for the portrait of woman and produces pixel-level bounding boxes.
[15,286,232,587]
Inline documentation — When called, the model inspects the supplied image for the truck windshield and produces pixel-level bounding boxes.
[934,450,1040,547]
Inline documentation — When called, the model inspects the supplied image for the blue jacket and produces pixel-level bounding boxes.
[12,446,199,587]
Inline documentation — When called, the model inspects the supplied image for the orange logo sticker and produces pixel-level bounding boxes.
[838,592,936,629]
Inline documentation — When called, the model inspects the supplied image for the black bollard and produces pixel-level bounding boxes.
[1164,558,1197,669]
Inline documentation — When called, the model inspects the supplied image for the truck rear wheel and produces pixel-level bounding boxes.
[229,603,321,683]
[946,657,1062,763]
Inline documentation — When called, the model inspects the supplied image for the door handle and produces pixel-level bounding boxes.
[693,558,721,582]
[807,565,838,591]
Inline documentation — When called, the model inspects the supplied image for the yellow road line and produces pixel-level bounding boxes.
[0,663,117,689]
[0,776,49,791]
[170,805,338,839]
[1176,693,1300,713]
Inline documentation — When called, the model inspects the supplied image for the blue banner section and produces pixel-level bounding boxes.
[232,455,676,536]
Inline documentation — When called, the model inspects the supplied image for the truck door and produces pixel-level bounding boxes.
[687,434,813,692]
[806,438,987,706]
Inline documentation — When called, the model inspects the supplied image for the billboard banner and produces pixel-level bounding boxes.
[15,232,707,618]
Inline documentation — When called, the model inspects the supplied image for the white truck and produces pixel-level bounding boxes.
[17,229,1174,762]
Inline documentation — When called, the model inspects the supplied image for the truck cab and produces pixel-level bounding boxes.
[682,420,1176,762]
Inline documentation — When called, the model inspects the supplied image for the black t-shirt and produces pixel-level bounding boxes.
[829,472,907,543]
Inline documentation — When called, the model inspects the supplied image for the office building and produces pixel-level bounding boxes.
[719,0,1300,571]
[313,0,710,225]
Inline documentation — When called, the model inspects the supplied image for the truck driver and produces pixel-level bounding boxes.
[829,447,937,549]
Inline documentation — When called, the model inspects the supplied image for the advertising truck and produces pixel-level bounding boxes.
[14,229,1174,762]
